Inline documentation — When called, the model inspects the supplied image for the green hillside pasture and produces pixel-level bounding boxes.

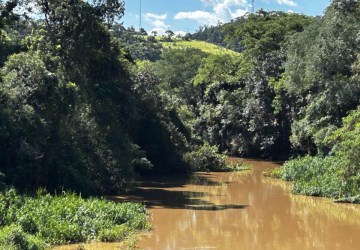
[162,40,240,56]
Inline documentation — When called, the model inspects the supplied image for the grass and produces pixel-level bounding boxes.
[265,109,360,204]
[0,189,149,249]
[161,40,240,56]
[264,156,359,203]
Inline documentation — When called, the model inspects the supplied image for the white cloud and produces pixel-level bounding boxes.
[174,0,249,25]
[152,20,167,29]
[143,12,170,32]
[144,12,186,37]
[276,0,297,7]
[150,28,167,36]
[232,8,247,17]
[174,11,219,25]
[144,13,167,21]
[201,0,246,6]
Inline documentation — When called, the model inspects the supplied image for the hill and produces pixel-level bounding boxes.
[161,40,240,56]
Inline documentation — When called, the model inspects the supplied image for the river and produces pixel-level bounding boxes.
[57,158,360,249]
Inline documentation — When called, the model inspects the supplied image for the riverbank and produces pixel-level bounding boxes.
[264,156,360,204]
[0,189,149,249]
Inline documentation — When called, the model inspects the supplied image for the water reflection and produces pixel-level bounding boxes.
[56,159,360,250]
[113,173,248,211]
[135,159,360,250]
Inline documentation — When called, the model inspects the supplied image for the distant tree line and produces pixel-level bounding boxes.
[188,19,244,52]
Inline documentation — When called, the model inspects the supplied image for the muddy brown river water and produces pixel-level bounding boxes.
[57,158,360,250]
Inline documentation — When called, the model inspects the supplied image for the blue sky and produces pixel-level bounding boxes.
[122,0,331,35]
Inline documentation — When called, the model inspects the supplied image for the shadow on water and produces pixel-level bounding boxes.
[113,188,247,211]
[136,173,226,189]
[113,174,247,211]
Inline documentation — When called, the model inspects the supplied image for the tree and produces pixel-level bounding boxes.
[139,27,147,35]
[155,47,206,120]
[165,29,174,41]
[0,0,19,29]
[131,61,191,173]
[194,53,242,86]
[112,27,162,61]
[194,11,313,158]
[0,0,141,193]
[281,0,360,153]
[0,0,198,193]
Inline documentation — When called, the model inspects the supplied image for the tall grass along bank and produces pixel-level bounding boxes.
[0,189,149,249]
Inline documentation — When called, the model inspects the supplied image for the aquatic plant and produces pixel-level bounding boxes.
[0,189,149,248]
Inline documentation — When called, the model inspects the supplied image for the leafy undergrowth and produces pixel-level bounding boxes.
[0,189,149,249]
[264,156,359,204]
[264,109,360,204]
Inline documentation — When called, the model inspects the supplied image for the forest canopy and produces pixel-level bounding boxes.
[0,0,359,203]
[2,1,359,248]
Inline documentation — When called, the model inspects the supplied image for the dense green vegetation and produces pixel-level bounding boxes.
[266,108,360,202]
[167,11,315,159]
[152,0,360,202]
[0,0,221,247]
[0,189,148,248]
[111,26,162,61]
[0,0,203,194]
[262,0,360,203]
[188,19,244,52]
[1,0,360,247]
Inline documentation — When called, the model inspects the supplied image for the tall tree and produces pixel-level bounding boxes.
[281,0,360,154]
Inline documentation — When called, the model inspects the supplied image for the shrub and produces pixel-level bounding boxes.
[0,225,46,250]
[268,155,357,202]
[183,143,226,171]
[98,225,130,242]
[0,190,149,246]
[269,109,360,203]
[277,156,315,181]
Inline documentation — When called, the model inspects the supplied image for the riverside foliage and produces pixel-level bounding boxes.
[0,0,220,247]
[267,108,360,203]
[156,0,360,201]
[0,0,205,194]
[0,189,148,249]
[0,2,359,246]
